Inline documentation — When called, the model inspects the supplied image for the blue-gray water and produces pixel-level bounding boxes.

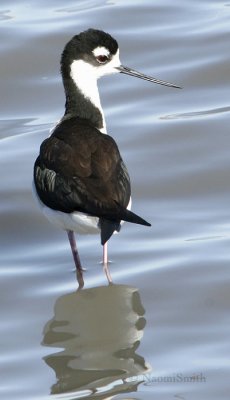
[1,1,230,399]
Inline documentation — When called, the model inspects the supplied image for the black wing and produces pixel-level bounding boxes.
[34,117,150,244]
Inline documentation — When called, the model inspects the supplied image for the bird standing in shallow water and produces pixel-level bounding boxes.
[33,29,180,286]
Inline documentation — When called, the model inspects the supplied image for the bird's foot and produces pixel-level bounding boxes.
[99,259,113,265]
[76,268,84,289]
[103,262,113,284]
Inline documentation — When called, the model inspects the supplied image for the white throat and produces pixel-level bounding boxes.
[70,49,121,135]
[70,60,107,133]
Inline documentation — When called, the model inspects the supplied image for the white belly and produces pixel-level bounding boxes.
[43,207,100,234]
[32,181,131,234]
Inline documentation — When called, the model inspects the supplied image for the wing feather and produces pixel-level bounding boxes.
[34,117,131,218]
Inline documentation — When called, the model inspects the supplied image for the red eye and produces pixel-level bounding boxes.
[96,55,109,64]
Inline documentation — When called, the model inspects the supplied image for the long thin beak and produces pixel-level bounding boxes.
[116,65,182,89]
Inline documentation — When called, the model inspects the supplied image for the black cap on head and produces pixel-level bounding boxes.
[76,29,118,55]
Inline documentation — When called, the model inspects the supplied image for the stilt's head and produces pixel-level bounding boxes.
[61,28,181,88]
[61,29,120,80]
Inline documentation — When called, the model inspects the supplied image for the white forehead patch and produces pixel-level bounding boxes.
[92,46,110,58]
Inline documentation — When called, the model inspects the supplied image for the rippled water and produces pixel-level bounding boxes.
[1,0,230,399]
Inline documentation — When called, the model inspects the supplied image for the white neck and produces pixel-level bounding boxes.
[70,60,107,134]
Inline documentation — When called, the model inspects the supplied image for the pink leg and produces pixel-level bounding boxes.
[103,242,112,284]
[103,241,108,265]
[67,230,84,288]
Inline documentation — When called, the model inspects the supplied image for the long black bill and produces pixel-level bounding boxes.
[116,65,182,89]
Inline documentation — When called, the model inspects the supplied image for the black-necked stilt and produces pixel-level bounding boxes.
[33,29,180,286]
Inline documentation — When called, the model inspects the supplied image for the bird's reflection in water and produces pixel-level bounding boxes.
[42,284,151,398]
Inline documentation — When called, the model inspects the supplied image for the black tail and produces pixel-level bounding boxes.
[100,219,121,245]
[116,203,151,227]
[100,204,151,245]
